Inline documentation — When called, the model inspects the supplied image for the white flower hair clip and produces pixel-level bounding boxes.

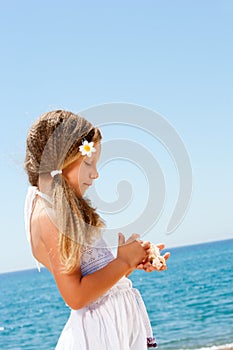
[79,140,96,158]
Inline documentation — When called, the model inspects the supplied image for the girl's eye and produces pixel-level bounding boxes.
[84,161,91,166]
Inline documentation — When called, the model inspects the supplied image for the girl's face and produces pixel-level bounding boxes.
[63,142,101,198]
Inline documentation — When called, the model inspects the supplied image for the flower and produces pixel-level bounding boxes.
[79,140,96,158]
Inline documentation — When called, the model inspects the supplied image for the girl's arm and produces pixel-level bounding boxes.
[40,212,148,310]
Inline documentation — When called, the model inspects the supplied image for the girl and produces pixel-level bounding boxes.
[24,110,170,349]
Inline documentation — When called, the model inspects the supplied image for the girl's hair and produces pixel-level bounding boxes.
[25,110,104,273]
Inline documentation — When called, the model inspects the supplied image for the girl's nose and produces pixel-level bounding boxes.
[90,170,99,179]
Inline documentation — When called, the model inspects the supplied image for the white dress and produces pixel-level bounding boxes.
[24,186,157,350]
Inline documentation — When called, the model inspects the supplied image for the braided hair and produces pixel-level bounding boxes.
[25,110,104,273]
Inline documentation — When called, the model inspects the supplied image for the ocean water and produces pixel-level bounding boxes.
[0,239,232,350]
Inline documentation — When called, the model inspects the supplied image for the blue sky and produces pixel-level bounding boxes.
[0,0,232,273]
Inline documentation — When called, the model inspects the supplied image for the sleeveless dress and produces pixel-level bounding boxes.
[24,186,157,350]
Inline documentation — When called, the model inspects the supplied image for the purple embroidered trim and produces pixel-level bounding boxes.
[147,337,158,348]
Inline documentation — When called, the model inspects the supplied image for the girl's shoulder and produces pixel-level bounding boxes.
[33,201,58,245]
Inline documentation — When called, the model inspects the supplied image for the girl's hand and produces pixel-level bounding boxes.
[136,243,170,272]
[117,233,150,269]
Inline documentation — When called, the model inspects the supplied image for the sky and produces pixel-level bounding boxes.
[0,0,232,273]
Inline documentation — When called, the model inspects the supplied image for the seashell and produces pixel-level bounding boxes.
[148,244,166,269]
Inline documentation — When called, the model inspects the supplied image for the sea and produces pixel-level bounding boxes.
[0,238,232,350]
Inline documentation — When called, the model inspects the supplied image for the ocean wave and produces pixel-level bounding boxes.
[190,343,233,350]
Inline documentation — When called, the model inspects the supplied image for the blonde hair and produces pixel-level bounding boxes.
[25,110,104,273]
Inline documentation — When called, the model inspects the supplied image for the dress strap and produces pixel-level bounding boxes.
[24,186,52,272]
[24,186,38,243]
[36,189,53,204]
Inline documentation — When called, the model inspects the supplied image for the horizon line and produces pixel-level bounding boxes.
[1,237,232,275]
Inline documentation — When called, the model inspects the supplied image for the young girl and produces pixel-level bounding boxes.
[24,110,170,350]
